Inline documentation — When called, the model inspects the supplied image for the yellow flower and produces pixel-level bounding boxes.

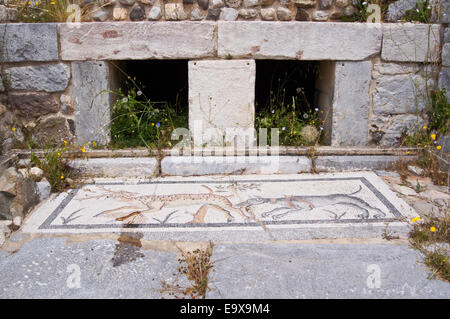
[92,141,97,147]
[416,217,421,221]
[431,134,436,140]
[80,147,86,153]
[57,152,61,156]
[61,175,64,179]
[436,145,442,150]
[152,123,155,126]
[411,218,416,223]
[11,127,16,132]
[64,140,68,145]
[406,151,410,154]
[430,226,436,232]
[423,125,427,129]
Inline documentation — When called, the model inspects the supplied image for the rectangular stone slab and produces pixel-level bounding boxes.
[59,22,217,60]
[217,22,382,60]
[382,23,441,62]
[188,60,255,146]
[0,23,59,62]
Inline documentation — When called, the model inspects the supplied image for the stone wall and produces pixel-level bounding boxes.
[0,21,445,151]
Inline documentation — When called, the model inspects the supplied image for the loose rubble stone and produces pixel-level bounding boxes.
[29,167,44,180]
[0,167,39,221]
[243,0,259,6]
[261,7,277,20]
[5,64,70,92]
[148,6,162,20]
[32,117,72,147]
[119,0,135,5]
[392,184,417,196]
[335,0,350,7]
[238,8,258,19]
[113,7,128,20]
[36,178,51,201]
[385,0,417,21]
[211,0,225,8]
[294,0,316,6]
[9,93,59,119]
[220,8,238,20]
[319,0,333,9]
[312,10,329,20]
[343,5,354,16]
[261,0,273,5]
[277,7,293,20]
[206,8,221,20]
[0,24,58,62]
[198,0,210,9]
[295,8,310,20]
[165,4,188,20]
[190,7,205,20]
[407,165,424,176]
[130,5,146,20]
[225,0,242,7]
[91,8,109,21]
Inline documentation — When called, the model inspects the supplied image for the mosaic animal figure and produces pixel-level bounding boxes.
[85,185,248,223]
[236,185,386,220]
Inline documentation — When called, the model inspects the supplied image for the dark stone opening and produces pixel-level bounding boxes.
[109,60,189,148]
[255,60,324,146]
[114,60,189,107]
[255,60,319,114]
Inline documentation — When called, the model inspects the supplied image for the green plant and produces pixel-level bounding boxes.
[428,89,450,137]
[403,0,432,23]
[9,0,88,23]
[341,0,370,22]
[110,83,188,150]
[29,141,83,192]
[409,213,449,282]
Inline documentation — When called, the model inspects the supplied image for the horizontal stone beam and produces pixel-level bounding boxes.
[217,22,382,60]
[381,23,441,62]
[59,22,217,60]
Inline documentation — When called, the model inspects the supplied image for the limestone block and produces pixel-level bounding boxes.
[188,60,255,147]
[218,22,382,60]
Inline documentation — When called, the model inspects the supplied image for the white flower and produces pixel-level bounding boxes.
[362,1,367,5]
[416,8,419,12]
[303,113,309,119]
[122,97,128,103]
[314,108,319,112]
[320,127,324,130]
[271,110,275,114]
[137,91,142,96]
[282,127,286,131]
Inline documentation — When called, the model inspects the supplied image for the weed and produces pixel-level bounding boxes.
[161,243,214,299]
[341,0,370,22]
[403,0,432,23]
[110,84,188,151]
[409,211,449,282]
[255,63,323,146]
[8,0,89,23]
[29,140,85,192]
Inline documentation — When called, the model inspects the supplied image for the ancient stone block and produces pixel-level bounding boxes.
[5,64,70,92]
[217,22,381,60]
[0,23,58,62]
